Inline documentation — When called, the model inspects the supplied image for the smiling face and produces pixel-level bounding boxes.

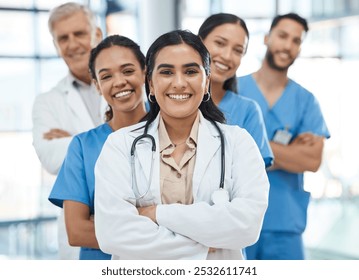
[93,45,145,115]
[52,11,101,83]
[202,23,248,85]
[264,18,305,71]
[148,43,210,123]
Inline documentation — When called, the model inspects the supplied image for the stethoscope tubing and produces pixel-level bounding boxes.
[130,120,225,202]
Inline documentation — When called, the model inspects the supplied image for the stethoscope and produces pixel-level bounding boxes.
[130,120,229,205]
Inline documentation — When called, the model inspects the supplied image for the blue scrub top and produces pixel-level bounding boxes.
[218,90,273,168]
[49,123,113,260]
[238,74,330,233]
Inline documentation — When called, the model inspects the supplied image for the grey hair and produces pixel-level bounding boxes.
[48,2,97,36]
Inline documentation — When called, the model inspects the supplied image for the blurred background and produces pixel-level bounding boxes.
[0,0,358,259]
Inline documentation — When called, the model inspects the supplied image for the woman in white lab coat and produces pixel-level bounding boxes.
[94,30,269,260]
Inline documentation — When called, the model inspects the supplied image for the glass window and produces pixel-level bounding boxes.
[184,0,210,17]
[350,0,359,11]
[278,0,312,17]
[304,26,340,58]
[0,132,42,220]
[0,11,34,56]
[34,0,83,9]
[38,59,68,93]
[0,59,36,131]
[0,0,33,9]
[106,12,139,41]
[37,12,58,57]
[181,0,211,32]
[0,57,68,131]
[341,22,359,59]
[222,0,276,18]
[183,16,210,34]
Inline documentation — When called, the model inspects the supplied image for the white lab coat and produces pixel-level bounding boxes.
[94,112,269,260]
[32,74,106,259]
[32,74,107,174]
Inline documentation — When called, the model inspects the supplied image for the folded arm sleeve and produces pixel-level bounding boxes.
[94,132,208,259]
[156,128,269,250]
[32,95,72,174]
[299,94,330,138]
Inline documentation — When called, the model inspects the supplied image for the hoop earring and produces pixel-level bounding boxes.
[148,93,156,103]
[202,92,211,102]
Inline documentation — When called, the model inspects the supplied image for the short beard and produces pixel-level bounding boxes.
[265,49,294,72]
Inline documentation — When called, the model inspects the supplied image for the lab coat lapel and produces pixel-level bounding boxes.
[64,79,95,131]
[193,116,221,196]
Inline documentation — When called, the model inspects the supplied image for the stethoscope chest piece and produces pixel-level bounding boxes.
[211,189,229,205]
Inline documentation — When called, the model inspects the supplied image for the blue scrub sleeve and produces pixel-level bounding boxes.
[298,94,330,138]
[48,137,91,208]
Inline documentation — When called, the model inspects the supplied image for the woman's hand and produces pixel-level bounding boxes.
[137,205,157,224]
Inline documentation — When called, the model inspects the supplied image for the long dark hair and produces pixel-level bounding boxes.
[89,35,145,121]
[198,13,249,93]
[144,29,225,131]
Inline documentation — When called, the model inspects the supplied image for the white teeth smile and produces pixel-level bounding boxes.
[168,94,190,100]
[214,61,229,71]
[114,90,133,98]
[69,52,85,59]
[278,52,290,59]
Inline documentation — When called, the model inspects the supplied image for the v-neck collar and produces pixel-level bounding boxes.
[250,74,293,111]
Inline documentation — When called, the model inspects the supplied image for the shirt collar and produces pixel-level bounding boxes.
[159,111,200,153]
[69,72,91,89]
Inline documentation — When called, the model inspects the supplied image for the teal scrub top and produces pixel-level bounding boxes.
[219,90,273,168]
[238,74,330,233]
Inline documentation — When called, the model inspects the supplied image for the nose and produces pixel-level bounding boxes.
[67,34,79,50]
[114,73,126,88]
[172,73,187,90]
[221,46,232,61]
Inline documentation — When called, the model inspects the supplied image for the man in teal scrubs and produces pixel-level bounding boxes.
[238,13,330,259]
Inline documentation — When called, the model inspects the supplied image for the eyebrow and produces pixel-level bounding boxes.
[57,34,68,41]
[184,62,201,68]
[215,35,228,42]
[277,30,303,42]
[97,63,135,74]
[215,35,245,49]
[156,62,201,70]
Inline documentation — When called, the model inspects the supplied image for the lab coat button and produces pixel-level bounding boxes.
[176,173,181,178]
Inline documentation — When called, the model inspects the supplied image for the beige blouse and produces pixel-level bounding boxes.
[158,113,200,205]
